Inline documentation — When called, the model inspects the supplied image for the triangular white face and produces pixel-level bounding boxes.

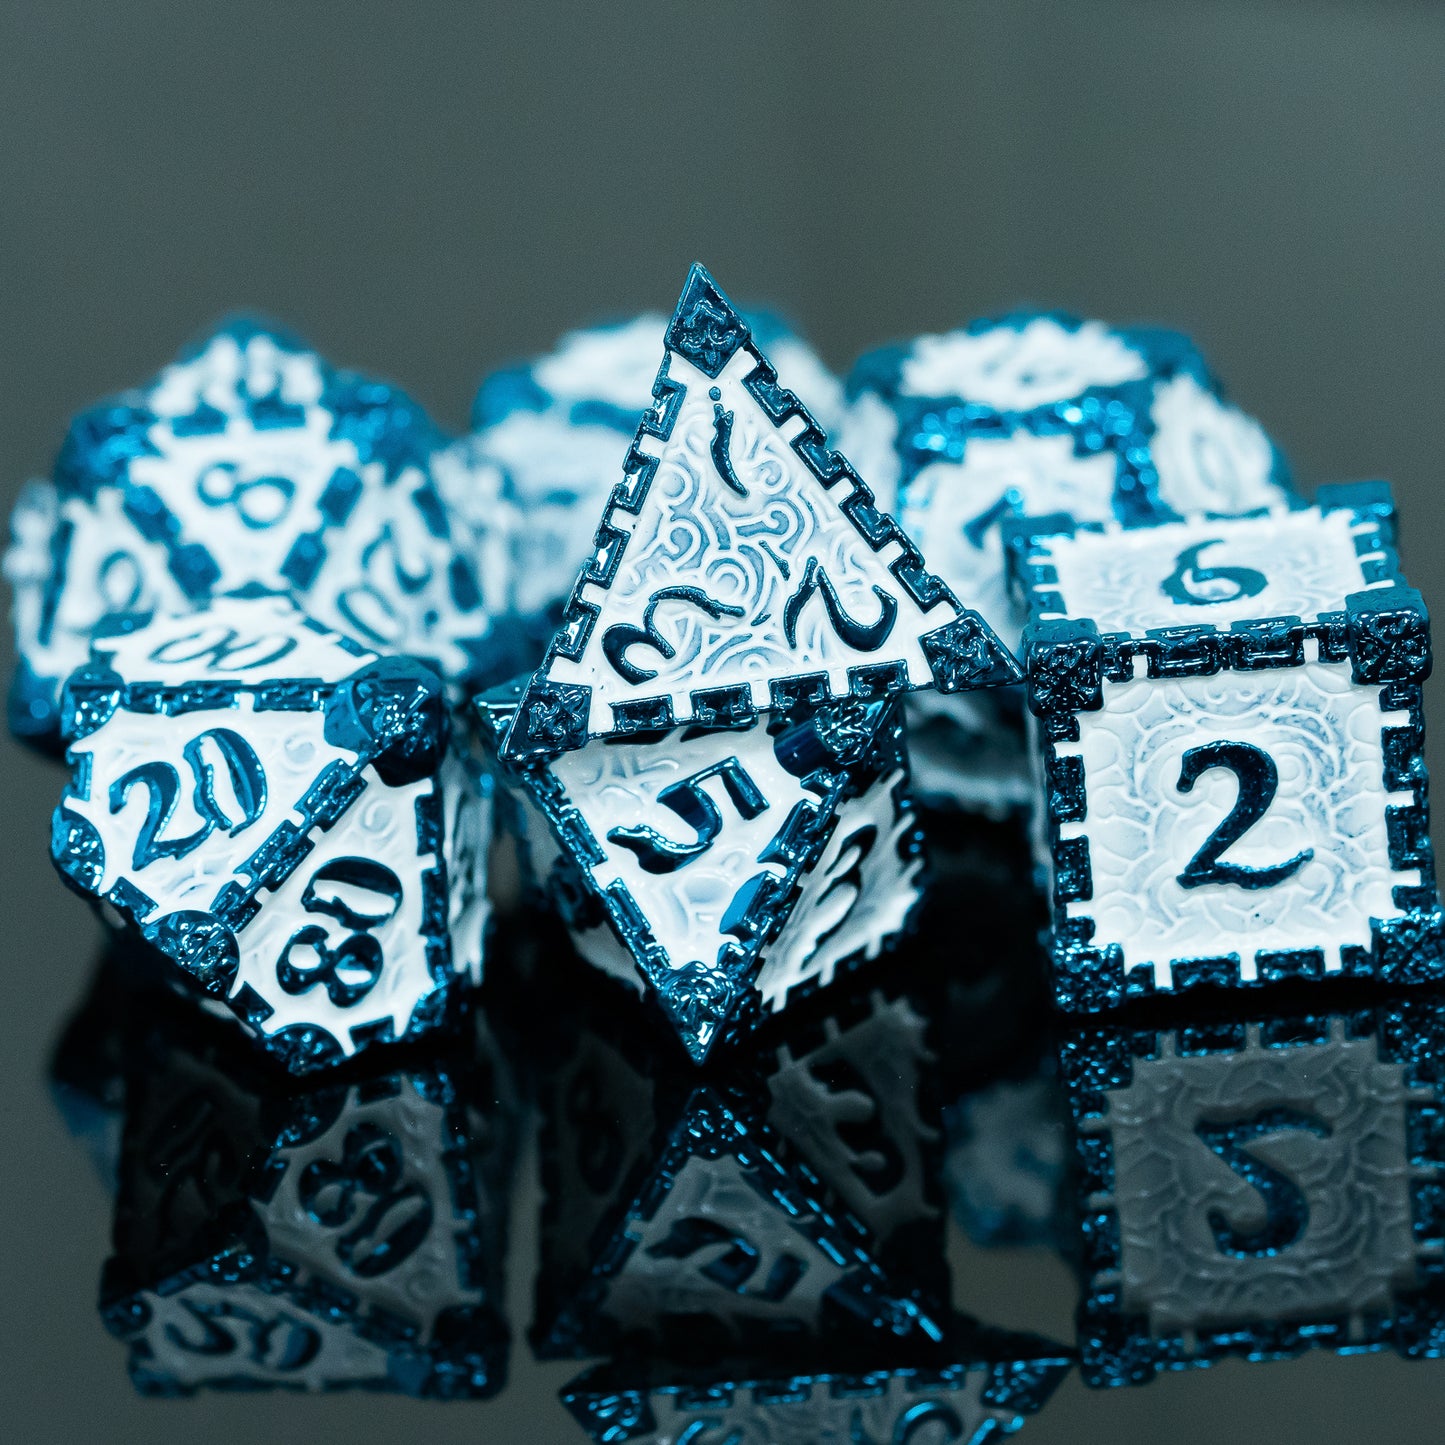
[505,266,1019,760]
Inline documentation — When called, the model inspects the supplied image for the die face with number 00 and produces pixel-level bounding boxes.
[51,591,486,1072]
[1061,997,1445,1385]
[7,320,501,747]
[1016,484,1442,1012]
[840,311,1295,818]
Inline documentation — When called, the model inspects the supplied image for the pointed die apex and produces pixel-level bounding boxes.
[666,264,753,379]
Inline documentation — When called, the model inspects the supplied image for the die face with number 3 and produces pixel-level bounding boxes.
[1017,484,1442,1011]
[51,592,484,1072]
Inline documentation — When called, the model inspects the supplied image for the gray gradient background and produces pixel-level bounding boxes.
[2,2,1444,1441]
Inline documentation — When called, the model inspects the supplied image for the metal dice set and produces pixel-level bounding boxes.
[12,260,1445,1424]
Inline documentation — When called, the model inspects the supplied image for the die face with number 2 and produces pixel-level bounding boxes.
[1019,486,1442,1011]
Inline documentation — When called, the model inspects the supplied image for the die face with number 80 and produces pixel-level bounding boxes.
[51,592,484,1073]
[1015,484,1442,1012]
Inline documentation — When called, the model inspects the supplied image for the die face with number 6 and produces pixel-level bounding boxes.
[1015,484,1441,1012]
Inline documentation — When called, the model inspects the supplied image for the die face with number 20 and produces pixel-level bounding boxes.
[1017,483,1442,1012]
[51,592,486,1073]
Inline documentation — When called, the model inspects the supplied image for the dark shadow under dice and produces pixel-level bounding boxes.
[1060,993,1445,1386]
[97,987,520,1397]
[525,949,949,1361]
[561,1315,1073,1444]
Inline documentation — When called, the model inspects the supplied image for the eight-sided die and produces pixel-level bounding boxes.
[561,1318,1073,1445]
[527,965,948,1360]
[51,591,491,1072]
[7,319,501,747]
[1015,484,1442,1011]
[483,676,920,1062]
[1061,994,1445,1385]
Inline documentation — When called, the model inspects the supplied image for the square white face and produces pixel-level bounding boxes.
[1060,663,1416,987]
[1039,508,1384,636]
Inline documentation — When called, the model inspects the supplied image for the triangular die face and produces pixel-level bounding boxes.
[569,1089,943,1357]
[508,265,1019,760]
[530,705,885,1062]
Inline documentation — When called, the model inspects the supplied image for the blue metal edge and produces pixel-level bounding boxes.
[1058,995,1445,1385]
[1015,487,1440,1013]
[846,309,1293,524]
[502,262,1020,765]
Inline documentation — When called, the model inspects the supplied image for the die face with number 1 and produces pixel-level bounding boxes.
[1016,484,1442,1012]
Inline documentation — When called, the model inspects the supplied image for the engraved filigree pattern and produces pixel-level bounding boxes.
[1148,372,1287,518]
[1062,665,1414,984]
[549,346,946,730]
[1096,1031,1422,1336]
[1043,509,1378,636]
[897,316,1148,408]
[551,725,820,978]
[902,431,1119,649]
[754,771,923,1013]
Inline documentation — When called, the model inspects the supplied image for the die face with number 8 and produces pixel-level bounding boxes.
[1014,484,1441,1012]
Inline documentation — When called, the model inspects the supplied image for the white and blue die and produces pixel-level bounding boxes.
[1015,484,1441,1011]
[468,309,845,638]
[8,320,502,746]
[51,592,491,1071]
[840,312,1295,816]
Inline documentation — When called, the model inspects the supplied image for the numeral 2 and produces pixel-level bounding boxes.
[109,727,267,869]
[1175,740,1313,891]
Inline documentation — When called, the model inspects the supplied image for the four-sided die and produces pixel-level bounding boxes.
[51,591,490,1072]
[503,264,1021,764]
[468,309,844,640]
[1014,484,1442,1011]
[7,319,501,747]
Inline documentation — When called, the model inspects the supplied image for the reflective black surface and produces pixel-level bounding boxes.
[8,4,1445,1441]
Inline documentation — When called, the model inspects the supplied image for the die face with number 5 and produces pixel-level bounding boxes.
[1016,485,1442,1011]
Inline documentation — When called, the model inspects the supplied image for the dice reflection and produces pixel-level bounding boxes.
[95,976,520,1396]
[526,939,950,1360]
[562,1318,1073,1444]
[1061,993,1445,1385]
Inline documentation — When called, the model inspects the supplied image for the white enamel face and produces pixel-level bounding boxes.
[633,1370,1006,1445]
[253,1076,483,1333]
[1060,665,1415,986]
[66,701,360,915]
[754,771,923,1013]
[896,317,1148,409]
[832,390,902,520]
[98,593,371,688]
[549,725,823,980]
[1040,508,1382,637]
[128,410,359,590]
[902,430,1119,651]
[128,1282,393,1390]
[1149,372,1289,518]
[533,314,673,410]
[149,330,324,415]
[234,768,439,1053]
[547,346,957,732]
